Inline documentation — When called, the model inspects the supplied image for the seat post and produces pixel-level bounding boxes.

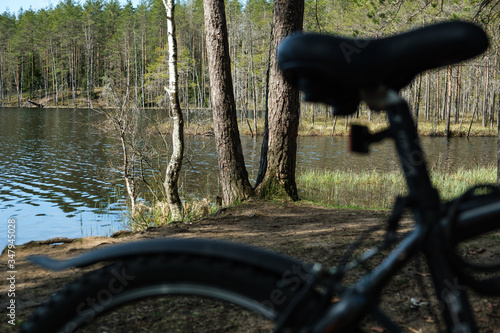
[385,99,439,209]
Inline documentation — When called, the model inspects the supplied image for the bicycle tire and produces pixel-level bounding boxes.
[20,249,322,333]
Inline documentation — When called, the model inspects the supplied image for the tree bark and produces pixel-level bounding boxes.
[445,65,452,138]
[256,0,304,201]
[482,56,490,127]
[414,74,422,129]
[255,28,273,188]
[120,128,136,214]
[51,44,58,107]
[203,0,254,206]
[163,0,184,222]
[424,72,430,121]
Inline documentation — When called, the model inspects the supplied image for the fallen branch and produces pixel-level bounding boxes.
[25,100,44,108]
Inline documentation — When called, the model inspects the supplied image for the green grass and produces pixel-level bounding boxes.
[431,166,496,199]
[298,166,497,209]
[126,197,219,231]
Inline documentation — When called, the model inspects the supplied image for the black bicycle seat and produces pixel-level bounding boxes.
[278,21,488,115]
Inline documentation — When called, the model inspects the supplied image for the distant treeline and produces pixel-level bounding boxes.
[0,0,499,128]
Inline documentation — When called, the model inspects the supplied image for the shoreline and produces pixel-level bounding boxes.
[2,104,498,138]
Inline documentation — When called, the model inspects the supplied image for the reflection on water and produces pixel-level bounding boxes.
[0,107,497,247]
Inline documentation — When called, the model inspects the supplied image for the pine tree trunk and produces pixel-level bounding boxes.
[163,0,184,222]
[51,44,58,107]
[445,66,452,138]
[414,74,422,129]
[482,56,490,127]
[85,29,92,108]
[454,66,461,123]
[249,32,258,136]
[203,0,254,206]
[256,0,304,200]
[425,72,430,121]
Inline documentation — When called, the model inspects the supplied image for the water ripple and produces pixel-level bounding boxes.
[0,108,125,248]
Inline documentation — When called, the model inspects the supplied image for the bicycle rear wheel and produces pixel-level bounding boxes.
[20,243,321,333]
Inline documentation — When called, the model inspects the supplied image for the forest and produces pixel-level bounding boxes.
[1,0,500,134]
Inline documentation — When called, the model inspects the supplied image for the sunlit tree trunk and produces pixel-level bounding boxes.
[482,56,490,128]
[120,126,136,214]
[256,0,304,200]
[51,44,58,107]
[163,0,184,222]
[445,65,452,138]
[203,0,254,206]
[85,28,92,108]
[69,52,76,107]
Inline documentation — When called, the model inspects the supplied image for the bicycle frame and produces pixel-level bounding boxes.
[313,98,477,333]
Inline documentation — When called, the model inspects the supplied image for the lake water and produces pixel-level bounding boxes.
[1,108,497,249]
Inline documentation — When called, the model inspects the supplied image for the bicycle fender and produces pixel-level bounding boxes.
[27,238,311,274]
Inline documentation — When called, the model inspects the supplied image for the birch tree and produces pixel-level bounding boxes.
[163,0,185,222]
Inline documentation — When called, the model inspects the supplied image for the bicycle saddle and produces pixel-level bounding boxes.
[278,21,488,115]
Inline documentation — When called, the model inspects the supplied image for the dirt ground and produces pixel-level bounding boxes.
[2,200,500,333]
